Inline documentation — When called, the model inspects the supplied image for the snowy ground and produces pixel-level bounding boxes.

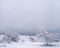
[0,35,60,48]
[0,41,60,48]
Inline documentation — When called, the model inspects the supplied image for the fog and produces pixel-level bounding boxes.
[0,0,60,32]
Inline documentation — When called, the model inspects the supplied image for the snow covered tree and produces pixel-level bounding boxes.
[1,32,20,43]
[36,26,55,46]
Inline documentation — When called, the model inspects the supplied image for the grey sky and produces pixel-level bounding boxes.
[0,0,60,32]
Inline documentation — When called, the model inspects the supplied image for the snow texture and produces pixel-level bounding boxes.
[0,35,60,48]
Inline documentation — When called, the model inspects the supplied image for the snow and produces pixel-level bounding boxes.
[0,42,60,48]
[0,34,4,40]
[0,35,60,48]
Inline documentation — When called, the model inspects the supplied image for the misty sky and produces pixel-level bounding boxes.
[0,0,60,32]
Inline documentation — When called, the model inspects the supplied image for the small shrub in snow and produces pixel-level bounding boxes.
[19,35,30,42]
[29,36,37,42]
[2,32,19,43]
